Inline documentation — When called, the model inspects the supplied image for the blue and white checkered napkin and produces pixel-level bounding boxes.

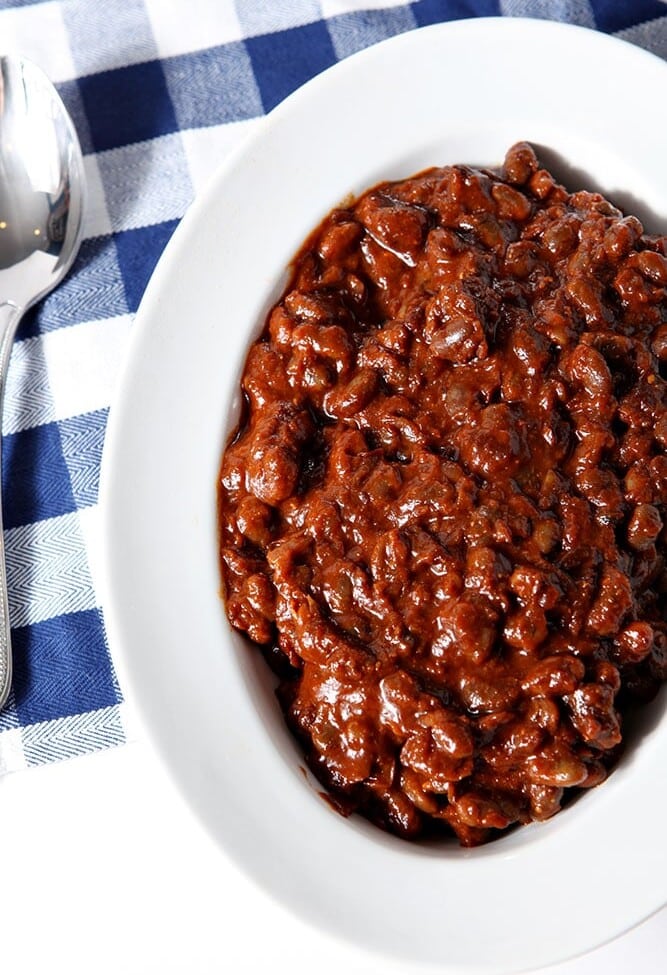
[0,0,665,775]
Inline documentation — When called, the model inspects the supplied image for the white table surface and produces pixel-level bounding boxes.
[0,4,664,971]
[0,728,664,975]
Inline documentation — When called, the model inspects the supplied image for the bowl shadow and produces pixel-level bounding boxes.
[532,143,667,234]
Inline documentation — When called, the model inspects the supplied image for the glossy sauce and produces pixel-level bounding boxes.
[218,143,667,845]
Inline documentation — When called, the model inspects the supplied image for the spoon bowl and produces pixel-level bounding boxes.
[0,55,85,708]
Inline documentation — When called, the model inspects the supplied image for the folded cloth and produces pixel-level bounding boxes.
[0,0,664,774]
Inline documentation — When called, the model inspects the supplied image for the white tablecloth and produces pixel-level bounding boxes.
[1,737,665,974]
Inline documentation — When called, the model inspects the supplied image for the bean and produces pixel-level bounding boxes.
[375,320,410,355]
[248,443,298,506]
[268,305,294,347]
[509,566,562,609]
[450,792,514,830]
[504,240,539,278]
[401,714,474,789]
[615,622,654,664]
[384,790,422,838]
[614,267,654,305]
[624,462,654,504]
[242,343,290,407]
[491,182,532,221]
[470,212,506,251]
[465,545,511,608]
[591,661,621,692]
[542,214,581,259]
[532,516,561,555]
[503,141,539,185]
[344,272,366,302]
[292,323,352,369]
[485,718,545,768]
[236,495,273,547]
[359,342,407,389]
[443,598,498,665]
[358,195,429,265]
[458,673,521,713]
[526,783,563,820]
[459,403,526,477]
[537,307,575,347]
[323,367,378,418]
[521,654,585,697]
[527,744,588,787]
[475,710,515,734]
[378,671,422,739]
[561,342,612,398]
[627,503,662,550]
[580,761,607,789]
[338,718,376,783]
[526,697,560,735]
[565,684,621,750]
[430,314,486,363]
[635,249,667,285]
[503,606,548,653]
[318,219,362,262]
[603,216,642,260]
[570,190,620,218]
[575,468,624,520]
[230,573,276,644]
[529,168,557,200]
[400,768,439,814]
[284,290,332,324]
[587,565,633,638]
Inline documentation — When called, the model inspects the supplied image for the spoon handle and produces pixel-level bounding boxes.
[0,301,23,711]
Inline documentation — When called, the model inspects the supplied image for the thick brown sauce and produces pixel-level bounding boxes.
[218,143,667,846]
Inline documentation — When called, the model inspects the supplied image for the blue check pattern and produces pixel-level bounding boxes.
[0,0,665,773]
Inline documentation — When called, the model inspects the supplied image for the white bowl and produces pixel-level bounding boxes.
[100,18,667,973]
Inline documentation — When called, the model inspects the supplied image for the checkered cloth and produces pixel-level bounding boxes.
[0,0,665,775]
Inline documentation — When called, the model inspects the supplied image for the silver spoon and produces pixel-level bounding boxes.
[0,56,85,710]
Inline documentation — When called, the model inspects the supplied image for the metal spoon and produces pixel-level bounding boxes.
[0,56,85,710]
